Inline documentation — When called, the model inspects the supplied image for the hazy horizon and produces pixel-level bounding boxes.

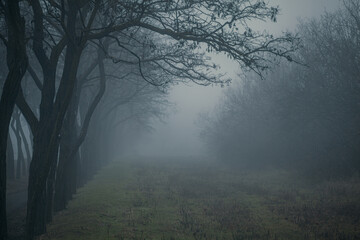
[133,0,340,157]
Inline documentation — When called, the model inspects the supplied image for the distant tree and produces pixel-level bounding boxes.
[11,108,26,179]
[200,0,360,176]
[296,0,360,173]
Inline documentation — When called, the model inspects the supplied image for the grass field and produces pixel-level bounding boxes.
[40,157,360,240]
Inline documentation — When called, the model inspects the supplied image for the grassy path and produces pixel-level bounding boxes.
[40,157,360,240]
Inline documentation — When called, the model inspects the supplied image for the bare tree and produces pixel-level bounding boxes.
[0,0,299,239]
[0,1,28,239]
[200,0,360,176]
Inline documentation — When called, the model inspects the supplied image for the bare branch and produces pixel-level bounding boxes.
[27,64,43,90]
[67,44,107,160]
[16,87,39,134]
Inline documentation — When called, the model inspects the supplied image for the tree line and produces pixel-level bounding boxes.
[200,0,360,178]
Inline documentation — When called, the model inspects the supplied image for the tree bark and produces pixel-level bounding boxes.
[45,140,59,223]
[0,0,28,239]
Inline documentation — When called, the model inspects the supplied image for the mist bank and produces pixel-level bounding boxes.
[200,1,360,178]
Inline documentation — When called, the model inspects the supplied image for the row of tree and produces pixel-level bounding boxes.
[6,107,31,180]
[0,17,169,238]
[200,0,360,177]
[0,0,297,239]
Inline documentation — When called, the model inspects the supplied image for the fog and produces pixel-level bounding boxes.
[135,0,341,158]
[1,0,359,239]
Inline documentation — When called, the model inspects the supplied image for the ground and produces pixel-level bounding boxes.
[7,177,28,240]
[39,157,360,240]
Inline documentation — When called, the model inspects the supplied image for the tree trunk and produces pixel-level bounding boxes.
[13,110,25,179]
[54,146,79,212]
[54,98,79,212]
[26,125,52,238]
[26,130,33,171]
[18,113,31,174]
[46,141,59,223]
[0,1,28,239]
[26,78,80,239]
[54,47,107,212]
[6,133,15,180]
[16,155,21,179]
[78,140,89,187]
[26,36,83,240]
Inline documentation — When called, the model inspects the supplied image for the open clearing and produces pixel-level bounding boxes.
[40,157,360,240]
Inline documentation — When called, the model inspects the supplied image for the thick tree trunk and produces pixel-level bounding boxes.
[33,187,46,236]
[54,147,79,212]
[54,98,79,212]
[0,1,28,239]
[46,141,59,223]
[26,125,53,238]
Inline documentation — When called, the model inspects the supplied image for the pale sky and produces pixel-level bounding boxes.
[135,0,341,157]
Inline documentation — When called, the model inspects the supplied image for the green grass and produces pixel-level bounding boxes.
[40,157,360,240]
